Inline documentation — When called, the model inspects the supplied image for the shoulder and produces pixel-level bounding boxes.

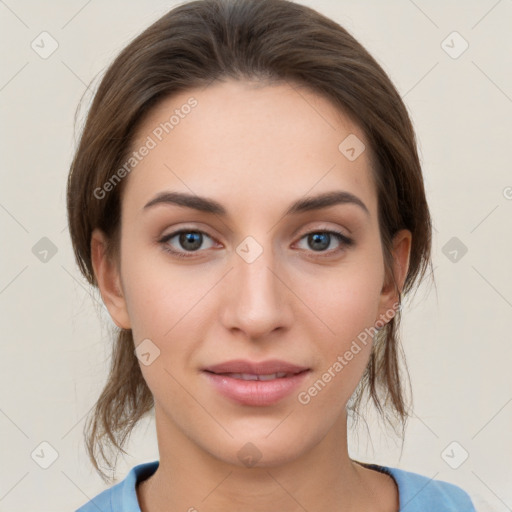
[381,465,477,511]
[75,461,159,512]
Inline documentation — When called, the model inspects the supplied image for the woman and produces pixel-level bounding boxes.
[67,0,477,510]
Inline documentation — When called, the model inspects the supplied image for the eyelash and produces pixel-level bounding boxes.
[157,228,354,260]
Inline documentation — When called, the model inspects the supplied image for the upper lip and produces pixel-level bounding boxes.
[202,359,310,375]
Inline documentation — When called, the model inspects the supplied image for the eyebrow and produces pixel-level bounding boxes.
[143,190,370,217]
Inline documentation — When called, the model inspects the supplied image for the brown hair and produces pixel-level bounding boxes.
[67,0,433,482]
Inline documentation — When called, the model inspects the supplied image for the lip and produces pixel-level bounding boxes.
[202,359,309,375]
[201,359,310,406]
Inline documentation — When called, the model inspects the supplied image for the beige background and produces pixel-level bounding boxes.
[1,0,511,510]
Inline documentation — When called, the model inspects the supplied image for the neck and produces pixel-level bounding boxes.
[137,405,384,512]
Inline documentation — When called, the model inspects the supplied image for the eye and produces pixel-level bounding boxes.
[295,230,354,256]
[158,228,354,260]
[158,229,217,259]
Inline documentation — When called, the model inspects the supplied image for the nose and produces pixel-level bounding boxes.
[219,239,293,340]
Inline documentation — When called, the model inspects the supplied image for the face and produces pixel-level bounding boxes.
[93,79,410,468]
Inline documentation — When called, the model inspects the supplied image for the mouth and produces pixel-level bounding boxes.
[204,371,305,381]
[201,359,311,406]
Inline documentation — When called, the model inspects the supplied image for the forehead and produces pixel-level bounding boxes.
[123,79,377,219]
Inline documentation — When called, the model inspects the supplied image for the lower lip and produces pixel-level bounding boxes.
[202,370,310,406]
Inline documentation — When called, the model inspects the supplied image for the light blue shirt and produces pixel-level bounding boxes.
[75,460,477,511]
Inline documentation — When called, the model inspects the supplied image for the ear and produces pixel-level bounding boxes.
[91,228,131,329]
[377,229,412,323]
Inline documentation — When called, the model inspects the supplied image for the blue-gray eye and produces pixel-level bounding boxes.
[296,230,353,253]
[159,230,215,258]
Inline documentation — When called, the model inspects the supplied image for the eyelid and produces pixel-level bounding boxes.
[294,222,351,238]
[158,222,217,240]
[158,222,351,244]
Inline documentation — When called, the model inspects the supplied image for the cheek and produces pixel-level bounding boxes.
[294,274,380,413]
[120,250,215,391]
[122,259,204,403]
[121,249,207,340]
[298,261,383,342]
[294,254,384,401]
[122,232,385,353]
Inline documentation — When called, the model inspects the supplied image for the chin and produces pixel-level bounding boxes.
[202,422,321,470]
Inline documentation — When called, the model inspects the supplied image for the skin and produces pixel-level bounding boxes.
[91,79,411,511]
